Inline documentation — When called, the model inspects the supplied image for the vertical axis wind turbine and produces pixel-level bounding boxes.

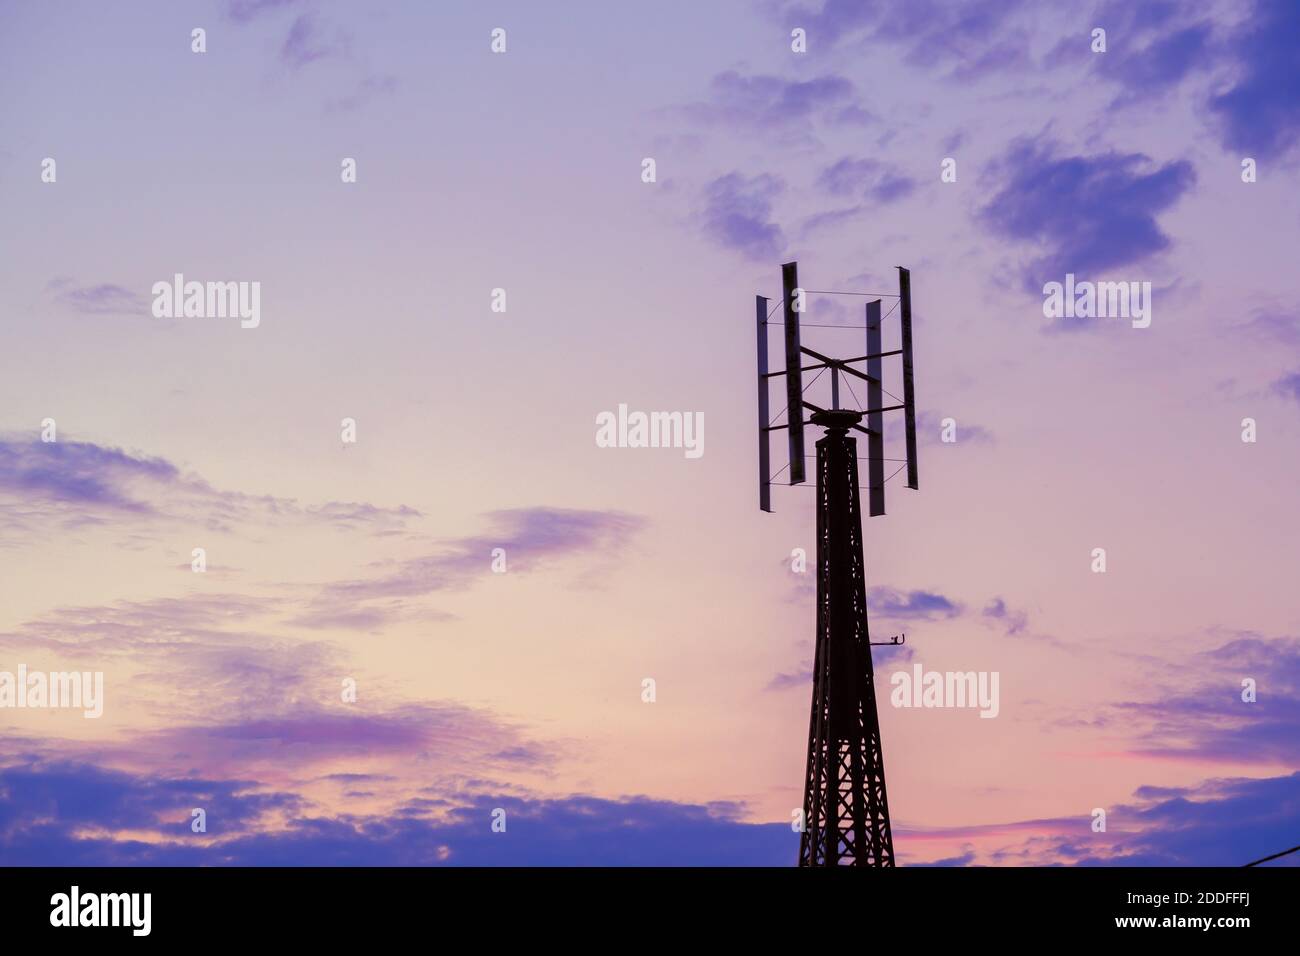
[755,261,920,867]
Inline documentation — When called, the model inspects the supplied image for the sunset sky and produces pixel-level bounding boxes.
[1,0,1298,865]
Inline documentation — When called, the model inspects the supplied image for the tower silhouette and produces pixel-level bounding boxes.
[799,408,894,866]
[755,262,918,867]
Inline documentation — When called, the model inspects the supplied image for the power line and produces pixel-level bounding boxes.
[762,289,900,300]
[842,372,863,412]
[770,364,829,429]
[1244,843,1300,867]
[759,294,901,330]
[794,322,874,329]
[804,289,901,298]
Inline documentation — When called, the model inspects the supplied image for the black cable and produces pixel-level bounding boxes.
[803,290,900,298]
[1244,843,1300,867]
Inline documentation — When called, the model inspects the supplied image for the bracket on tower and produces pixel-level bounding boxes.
[869,632,906,647]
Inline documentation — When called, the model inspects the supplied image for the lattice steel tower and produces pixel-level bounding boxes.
[755,261,919,867]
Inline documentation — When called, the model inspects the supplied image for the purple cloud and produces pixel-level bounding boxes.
[982,597,1028,636]
[800,204,865,235]
[1238,308,1300,345]
[0,438,176,515]
[1113,635,1300,765]
[1208,0,1300,161]
[150,705,556,774]
[0,592,558,781]
[679,71,859,135]
[784,0,1032,78]
[225,0,301,23]
[10,758,1292,866]
[1069,1,1214,105]
[0,759,300,841]
[0,436,419,539]
[1272,371,1300,404]
[0,593,282,654]
[816,157,916,204]
[45,278,145,315]
[914,771,1300,866]
[1109,25,1212,103]
[0,593,348,726]
[867,587,963,621]
[294,506,646,629]
[766,667,814,691]
[326,73,398,113]
[909,411,995,447]
[981,137,1195,293]
[700,173,786,261]
[811,157,873,196]
[1049,772,1300,866]
[0,760,793,865]
[280,13,343,68]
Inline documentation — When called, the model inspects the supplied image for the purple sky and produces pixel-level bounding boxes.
[1,0,1298,865]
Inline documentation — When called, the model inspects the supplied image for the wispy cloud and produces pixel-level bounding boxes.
[1238,307,1300,346]
[122,704,556,779]
[867,587,963,621]
[699,172,786,261]
[225,0,301,24]
[677,71,862,137]
[1070,1,1215,106]
[45,277,145,316]
[0,592,340,724]
[294,506,646,630]
[783,0,1032,79]
[815,157,916,209]
[280,13,346,69]
[1271,371,1300,404]
[1107,633,1300,766]
[887,411,995,447]
[0,436,419,540]
[0,590,562,788]
[981,597,1028,636]
[325,72,397,113]
[765,666,814,691]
